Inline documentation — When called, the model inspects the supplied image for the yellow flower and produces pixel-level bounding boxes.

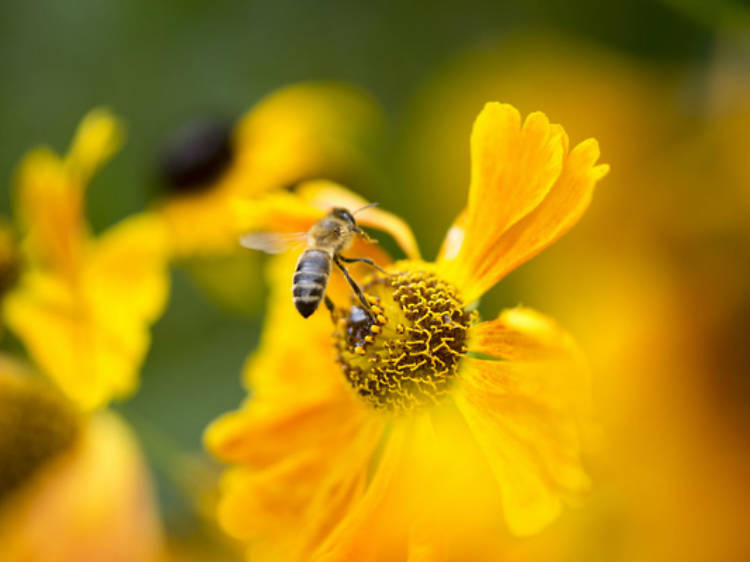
[2,109,171,411]
[156,82,383,258]
[206,103,608,560]
[0,361,164,562]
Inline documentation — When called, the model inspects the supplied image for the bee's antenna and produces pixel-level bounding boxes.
[353,202,379,215]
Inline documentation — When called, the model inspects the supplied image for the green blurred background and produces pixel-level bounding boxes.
[1,0,747,544]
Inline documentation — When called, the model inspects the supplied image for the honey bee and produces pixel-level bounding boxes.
[240,204,383,318]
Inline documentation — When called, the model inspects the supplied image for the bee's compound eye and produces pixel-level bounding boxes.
[159,118,234,193]
[332,208,356,225]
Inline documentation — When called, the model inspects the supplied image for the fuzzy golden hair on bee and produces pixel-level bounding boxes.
[239,203,383,319]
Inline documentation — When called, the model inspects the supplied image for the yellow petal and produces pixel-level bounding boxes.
[205,251,385,560]
[158,181,243,257]
[440,135,609,294]
[85,212,171,325]
[14,148,87,275]
[235,82,382,194]
[3,271,149,411]
[3,214,169,411]
[65,108,125,185]
[232,191,323,236]
[438,103,566,302]
[313,421,411,562]
[455,308,591,536]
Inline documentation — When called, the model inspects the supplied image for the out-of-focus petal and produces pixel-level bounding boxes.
[65,108,124,185]
[15,148,86,275]
[454,308,591,536]
[85,212,171,326]
[3,270,149,411]
[438,103,564,302]
[4,213,170,411]
[234,82,382,192]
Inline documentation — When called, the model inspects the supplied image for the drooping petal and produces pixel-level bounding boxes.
[454,307,592,536]
[438,103,565,302]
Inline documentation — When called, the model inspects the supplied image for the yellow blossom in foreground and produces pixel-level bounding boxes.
[2,109,171,411]
[157,82,382,258]
[206,103,608,561]
[0,363,164,562]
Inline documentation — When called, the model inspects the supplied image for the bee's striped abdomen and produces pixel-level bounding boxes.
[293,249,331,318]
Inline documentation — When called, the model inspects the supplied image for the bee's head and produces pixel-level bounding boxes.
[331,207,356,226]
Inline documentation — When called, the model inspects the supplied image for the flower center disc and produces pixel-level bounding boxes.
[334,269,473,412]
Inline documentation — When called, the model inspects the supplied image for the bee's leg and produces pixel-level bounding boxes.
[351,226,377,244]
[333,256,376,320]
[324,294,336,316]
[338,255,386,274]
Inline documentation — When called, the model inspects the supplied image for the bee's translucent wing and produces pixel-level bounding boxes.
[238,231,307,254]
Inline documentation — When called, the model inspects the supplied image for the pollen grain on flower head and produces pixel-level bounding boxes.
[335,267,475,412]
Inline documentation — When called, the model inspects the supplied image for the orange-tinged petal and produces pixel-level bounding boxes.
[205,251,386,561]
[439,103,564,301]
[313,421,412,562]
[439,135,609,290]
[455,308,591,536]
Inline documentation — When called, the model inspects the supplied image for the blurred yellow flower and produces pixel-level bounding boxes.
[410,36,750,562]
[156,82,383,258]
[206,103,608,560]
[0,361,164,562]
[2,109,171,411]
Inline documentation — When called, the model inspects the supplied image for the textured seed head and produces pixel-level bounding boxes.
[335,267,474,413]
